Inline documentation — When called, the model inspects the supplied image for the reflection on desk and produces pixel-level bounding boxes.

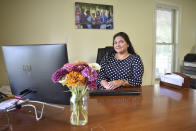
[1,85,196,131]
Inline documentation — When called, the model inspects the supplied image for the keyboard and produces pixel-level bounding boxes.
[89,89,141,96]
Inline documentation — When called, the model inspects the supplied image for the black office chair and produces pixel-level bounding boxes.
[96,46,114,64]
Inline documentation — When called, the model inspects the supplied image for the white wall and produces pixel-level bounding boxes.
[0,0,196,86]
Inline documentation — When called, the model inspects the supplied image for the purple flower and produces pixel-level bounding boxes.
[87,81,97,90]
[81,67,98,82]
[72,64,88,72]
[63,63,74,72]
[51,68,68,83]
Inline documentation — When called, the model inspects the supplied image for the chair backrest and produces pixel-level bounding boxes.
[96,46,114,64]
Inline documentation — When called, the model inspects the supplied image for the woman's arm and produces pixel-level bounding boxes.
[96,55,108,89]
[127,55,144,87]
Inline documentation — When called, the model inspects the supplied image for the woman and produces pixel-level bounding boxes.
[97,32,144,90]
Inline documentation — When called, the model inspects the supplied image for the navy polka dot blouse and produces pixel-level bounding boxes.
[96,53,144,88]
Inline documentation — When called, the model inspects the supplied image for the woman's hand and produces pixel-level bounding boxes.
[101,80,127,90]
[100,80,113,90]
[107,80,123,90]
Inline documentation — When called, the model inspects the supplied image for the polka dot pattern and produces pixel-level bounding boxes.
[96,53,144,88]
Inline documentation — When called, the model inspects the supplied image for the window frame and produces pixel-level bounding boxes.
[155,4,179,79]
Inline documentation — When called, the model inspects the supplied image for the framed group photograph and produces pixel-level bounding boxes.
[75,2,113,29]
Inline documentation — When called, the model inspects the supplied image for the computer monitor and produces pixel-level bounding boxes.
[1,44,71,105]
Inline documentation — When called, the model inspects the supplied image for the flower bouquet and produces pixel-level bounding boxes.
[51,62,100,126]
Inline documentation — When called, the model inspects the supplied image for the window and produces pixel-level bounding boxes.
[155,6,178,78]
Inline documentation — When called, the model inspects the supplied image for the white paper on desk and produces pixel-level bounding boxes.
[0,99,24,110]
[160,73,184,86]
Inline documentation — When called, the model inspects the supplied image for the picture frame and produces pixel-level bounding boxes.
[75,2,113,29]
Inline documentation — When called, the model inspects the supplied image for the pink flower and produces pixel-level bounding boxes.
[87,81,97,90]
[81,67,98,81]
[63,63,74,72]
[51,68,69,83]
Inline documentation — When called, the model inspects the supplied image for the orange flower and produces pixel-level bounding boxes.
[74,61,88,66]
[63,71,85,87]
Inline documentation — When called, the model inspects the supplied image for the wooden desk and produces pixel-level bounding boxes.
[1,85,196,131]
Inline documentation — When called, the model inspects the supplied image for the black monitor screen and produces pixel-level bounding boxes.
[1,44,71,105]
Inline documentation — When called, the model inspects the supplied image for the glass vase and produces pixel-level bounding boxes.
[70,92,88,126]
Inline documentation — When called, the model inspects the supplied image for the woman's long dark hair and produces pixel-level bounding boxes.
[113,32,136,55]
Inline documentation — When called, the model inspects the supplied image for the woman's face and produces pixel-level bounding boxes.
[113,36,129,53]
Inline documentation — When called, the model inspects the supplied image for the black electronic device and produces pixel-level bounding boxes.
[89,89,141,96]
[0,92,8,102]
[1,44,71,105]
[184,53,196,62]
